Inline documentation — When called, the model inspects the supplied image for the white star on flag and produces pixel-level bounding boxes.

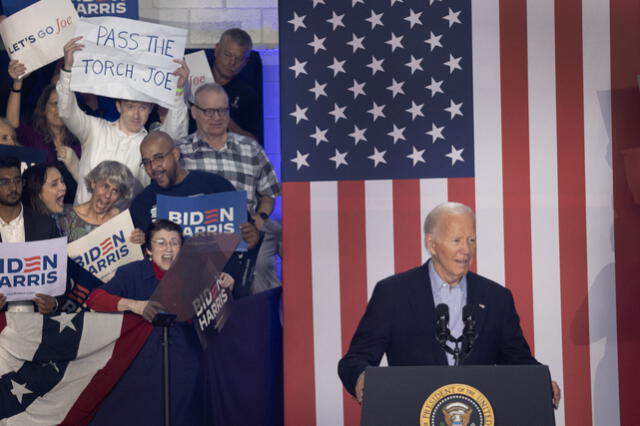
[307,34,327,54]
[329,149,349,168]
[352,0,364,6]
[442,8,462,28]
[390,0,404,6]
[365,10,384,29]
[404,9,423,28]
[52,313,77,333]
[289,58,307,78]
[290,104,309,123]
[405,55,424,74]
[312,0,325,7]
[347,34,366,53]
[407,146,426,166]
[10,380,32,404]
[406,101,424,120]
[385,32,404,52]
[288,12,306,32]
[444,54,462,73]
[349,125,367,145]
[347,79,367,99]
[367,102,386,121]
[368,147,387,167]
[427,123,445,142]
[328,57,346,76]
[445,145,464,165]
[328,103,347,122]
[327,11,346,30]
[387,124,406,143]
[309,80,327,100]
[366,56,385,75]
[424,31,443,51]
[426,77,444,97]
[445,100,463,119]
[310,126,328,145]
[291,150,310,170]
[386,78,405,98]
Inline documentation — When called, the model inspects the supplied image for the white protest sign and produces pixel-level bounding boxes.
[0,0,79,75]
[67,210,143,282]
[184,50,215,103]
[0,237,68,302]
[70,16,187,109]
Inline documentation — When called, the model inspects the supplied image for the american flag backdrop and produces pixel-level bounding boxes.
[279,1,640,426]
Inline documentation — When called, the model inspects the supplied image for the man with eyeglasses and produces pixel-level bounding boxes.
[177,83,281,294]
[56,36,190,205]
[0,156,60,313]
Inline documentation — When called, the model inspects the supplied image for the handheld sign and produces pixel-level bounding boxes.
[184,50,215,103]
[0,237,68,302]
[156,191,248,251]
[67,210,143,282]
[71,16,187,109]
[0,145,47,173]
[150,233,240,347]
[0,0,79,75]
[1,0,138,18]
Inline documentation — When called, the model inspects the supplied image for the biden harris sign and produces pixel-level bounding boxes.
[0,237,68,302]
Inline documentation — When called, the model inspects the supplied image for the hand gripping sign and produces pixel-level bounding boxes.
[0,0,79,75]
[70,16,187,109]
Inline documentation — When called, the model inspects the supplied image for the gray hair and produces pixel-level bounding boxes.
[423,202,475,235]
[193,83,228,106]
[84,160,135,201]
[218,28,253,50]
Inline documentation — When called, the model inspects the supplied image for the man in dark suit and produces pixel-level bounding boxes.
[338,202,561,407]
[0,156,59,312]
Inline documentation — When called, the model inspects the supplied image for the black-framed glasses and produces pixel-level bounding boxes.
[192,104,230,118]
[0,176,24,187]
[140,149,174,168]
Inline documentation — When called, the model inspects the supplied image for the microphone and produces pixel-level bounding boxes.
[435,303,450,345]
[461,304,478,362]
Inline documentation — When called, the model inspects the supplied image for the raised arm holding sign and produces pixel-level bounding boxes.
[57,27,190,204]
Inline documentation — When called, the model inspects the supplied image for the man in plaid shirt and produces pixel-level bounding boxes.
[177,83,281,293]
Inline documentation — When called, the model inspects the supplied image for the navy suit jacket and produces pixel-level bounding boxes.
[338,261,538,396]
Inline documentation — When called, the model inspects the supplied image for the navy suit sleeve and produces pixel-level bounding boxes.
[338,280,394,397]
[100,264,137,298]
[498,288,539,365]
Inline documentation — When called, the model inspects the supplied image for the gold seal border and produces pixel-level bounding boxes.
[419,383,495,426]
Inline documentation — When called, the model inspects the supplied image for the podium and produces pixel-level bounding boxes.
[361,365,555,426]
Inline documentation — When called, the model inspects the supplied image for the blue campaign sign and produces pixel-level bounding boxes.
[156,191,248,251]
[0,145,47,171]
[1,0,138,18]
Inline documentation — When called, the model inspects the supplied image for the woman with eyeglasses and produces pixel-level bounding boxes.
[86,219,233,424]
[57,160,144,243]
[6,60,81,203]
[86,219,233,319]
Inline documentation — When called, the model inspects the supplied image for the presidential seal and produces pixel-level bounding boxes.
[420,383,494,426]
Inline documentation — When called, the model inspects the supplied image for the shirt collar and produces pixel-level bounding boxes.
[0,203,24,226]
[428,258,468,295]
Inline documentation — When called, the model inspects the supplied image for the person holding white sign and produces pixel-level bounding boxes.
[0,155,61,313]
[57,36,190,205]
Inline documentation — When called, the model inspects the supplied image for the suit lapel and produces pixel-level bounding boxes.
[409,261,448,365]
[465,272,488,347]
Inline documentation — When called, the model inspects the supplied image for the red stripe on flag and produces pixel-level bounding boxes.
[282,182,317,426]
[448,177,477,272]
[499,0,535,350]
[610,0,640,423]
[337,181,368,426]
[554,1,593,423]
[61,314,153,426]
[393,179,422,273]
